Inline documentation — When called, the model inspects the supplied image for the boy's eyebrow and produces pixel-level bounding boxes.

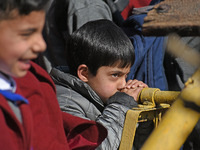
[110,71,122,74]
[110,70,130,74]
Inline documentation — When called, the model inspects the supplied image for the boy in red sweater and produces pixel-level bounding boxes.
[0,1,107,150]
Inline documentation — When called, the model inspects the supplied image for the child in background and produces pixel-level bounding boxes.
[50,19,148,149]
[0,1,107,150]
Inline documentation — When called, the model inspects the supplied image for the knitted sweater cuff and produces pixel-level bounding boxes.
[106,92,138,109]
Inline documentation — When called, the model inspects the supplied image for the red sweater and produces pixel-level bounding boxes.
[121,0,152,20]
[0,61,107,150]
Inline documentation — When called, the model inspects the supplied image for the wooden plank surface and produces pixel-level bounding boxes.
[142,0,200,36]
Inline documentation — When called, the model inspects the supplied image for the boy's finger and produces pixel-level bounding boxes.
[130,81,143,88]
[125,79,138,88]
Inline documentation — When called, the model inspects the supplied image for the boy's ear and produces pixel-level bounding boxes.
[77,64,89,82]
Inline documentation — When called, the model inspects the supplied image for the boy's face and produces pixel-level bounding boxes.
[87,64,131,103]
[0,11,46,77]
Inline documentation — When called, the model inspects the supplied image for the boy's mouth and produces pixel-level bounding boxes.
[18,59,31,70]
[19,58,31,63]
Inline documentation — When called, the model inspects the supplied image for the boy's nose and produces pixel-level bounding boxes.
[32,35,46,53]
[117,78,126,91]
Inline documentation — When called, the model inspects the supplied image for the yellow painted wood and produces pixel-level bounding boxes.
[119,110,141,150]
[141,69,200,150]
[141,98,200,150]
[139,88,180,106]
[119,106,169,150]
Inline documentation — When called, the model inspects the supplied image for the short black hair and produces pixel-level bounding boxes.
[0,0,49,20]
[67,19,135,76]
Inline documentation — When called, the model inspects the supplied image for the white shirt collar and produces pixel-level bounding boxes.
[0,72,16,92]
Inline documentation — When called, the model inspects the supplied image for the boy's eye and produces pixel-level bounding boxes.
[112,73,119,77]
[20,32,32,37]
[20,29,36,38]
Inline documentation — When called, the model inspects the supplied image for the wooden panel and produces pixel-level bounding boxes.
[142,0,200,36]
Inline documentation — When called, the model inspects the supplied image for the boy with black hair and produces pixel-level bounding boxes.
[0,1,107,150]
[50,19,148,149]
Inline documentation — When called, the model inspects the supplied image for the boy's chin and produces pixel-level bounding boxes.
[12,70,28,78]
[101,98,108,104]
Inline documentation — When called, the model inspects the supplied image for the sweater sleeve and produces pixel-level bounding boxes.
[95,92,137,150]
[106,92,138,108]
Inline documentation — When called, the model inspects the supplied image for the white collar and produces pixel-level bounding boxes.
[0,72,16,92]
